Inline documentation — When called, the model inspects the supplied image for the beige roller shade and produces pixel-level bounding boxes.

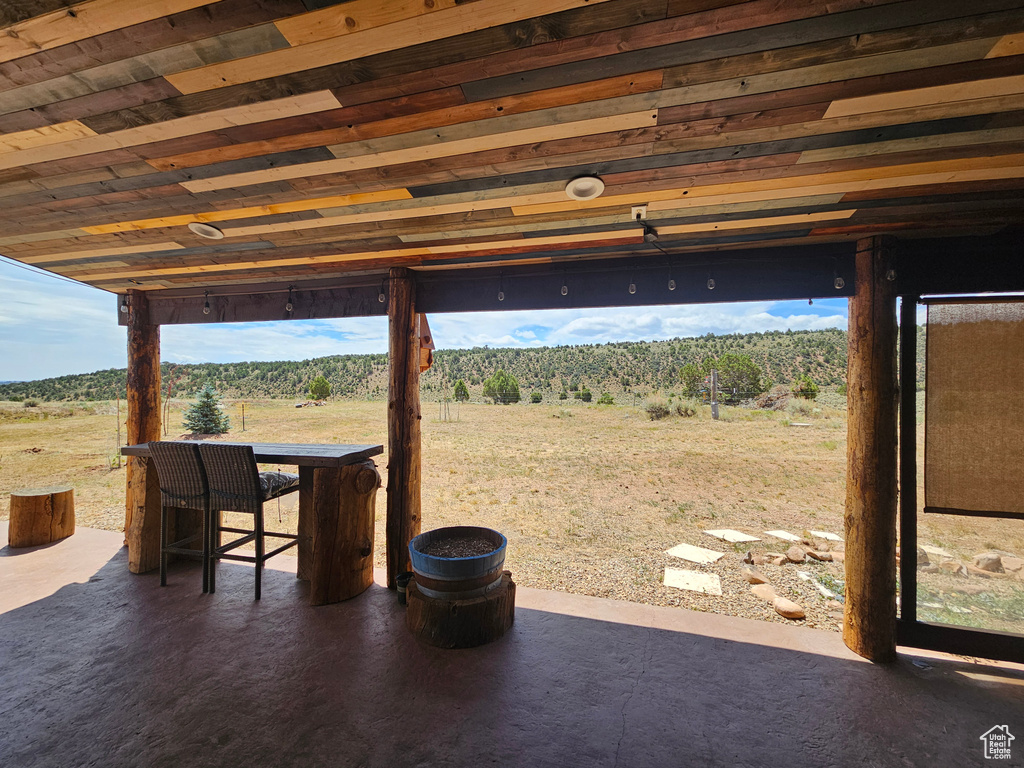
[925,301,1024,518]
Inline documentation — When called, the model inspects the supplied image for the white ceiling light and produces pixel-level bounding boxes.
[565,176,605,201]
[188,222,224,239]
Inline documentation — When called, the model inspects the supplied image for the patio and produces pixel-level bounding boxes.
[3,521,1022,767]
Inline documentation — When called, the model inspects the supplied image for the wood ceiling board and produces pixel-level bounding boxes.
[164,0,612,94]
[2,1,1022,293]
[81,188,412,234]
[274,0,462,47]
[141,71,664,175]
[988,32,1024,58]
[824,74,1024,119]
[513,154,1024,217]
[65,228,645,280]
[460,0,1013,101]
[657,9,1024,92]
[17,241,186,265]
[61,0,664,134]
[0,79,185,134]
[796,125,1024,164]
[0,0,227,65]
[406,111,1020,199]
[0,91,344,170]
[0,24,290,117]
[0,0,308,90]
[451,0,899,103]
[0,120,97,152]
[179,110,660,193]
[140,86,472,171]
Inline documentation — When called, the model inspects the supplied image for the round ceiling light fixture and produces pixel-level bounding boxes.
[188,222,224,239]
[565,176,605,201]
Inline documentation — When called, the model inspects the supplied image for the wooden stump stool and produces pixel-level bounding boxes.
[406,571,515,648]
[8,486,75,548]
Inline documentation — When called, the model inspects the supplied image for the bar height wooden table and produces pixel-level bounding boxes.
[122,442,383,605]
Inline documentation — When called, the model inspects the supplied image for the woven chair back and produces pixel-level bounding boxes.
[148,441,209,512]
[197,443,264,515]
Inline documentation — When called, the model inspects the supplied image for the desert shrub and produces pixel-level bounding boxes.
[183,384,231,434]
[453,379,469,401]
[23,398,39,408]
[597,393,614,405]
[530,391,542,403]
[646,399,671,420]
[675,401,696,417]
[579,387,592,403]
[791,373,819,400]
[787,398,813,418]
[559,391,568,400]
[814,391,847,410]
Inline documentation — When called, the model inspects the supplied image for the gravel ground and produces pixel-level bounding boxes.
[511,537,847,631]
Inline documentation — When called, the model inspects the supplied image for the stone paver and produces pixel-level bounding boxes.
[666,542,725,564]
[664,568,723,595]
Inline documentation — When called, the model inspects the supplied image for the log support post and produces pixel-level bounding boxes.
[844,236,899,663]
[125,290,162,574]
[386,268,421,588]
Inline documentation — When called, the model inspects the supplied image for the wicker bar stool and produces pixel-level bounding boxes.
[197,443,300,600]
[147,441,210,593]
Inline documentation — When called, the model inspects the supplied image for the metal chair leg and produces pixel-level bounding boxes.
[208,508,218,594]
[159,505,168,587]
[201,505,209,594]
[255,511,264,601]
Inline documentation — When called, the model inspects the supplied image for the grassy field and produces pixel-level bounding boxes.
[2,395,1021,634]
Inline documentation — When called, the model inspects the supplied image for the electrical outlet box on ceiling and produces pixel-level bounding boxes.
[631,205,648,221]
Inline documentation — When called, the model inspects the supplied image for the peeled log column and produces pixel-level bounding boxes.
[308,461,380,606]
[844,236,899,663]
[125,290,162,574]
[386,267,421,588]
[9,486,75,547]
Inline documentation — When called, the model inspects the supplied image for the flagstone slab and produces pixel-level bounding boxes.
[663,568,723,595]
[704,529,761,543]
[921,545,955,559]
[764,530,802,543]
[666,542,724,564]
[810,530,843,542]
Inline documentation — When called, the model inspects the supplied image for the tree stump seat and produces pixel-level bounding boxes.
[8,486,75,548]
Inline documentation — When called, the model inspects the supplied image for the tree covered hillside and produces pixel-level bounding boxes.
[0,328,851,402]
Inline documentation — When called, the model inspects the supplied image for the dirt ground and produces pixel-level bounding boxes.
[2,397,1021,633]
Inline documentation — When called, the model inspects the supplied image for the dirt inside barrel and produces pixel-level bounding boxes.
[421,535,498,558]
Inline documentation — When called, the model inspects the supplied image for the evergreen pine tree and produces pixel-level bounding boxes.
[309,374,331,400]
[453,379,469,402]
[182,384,231,434]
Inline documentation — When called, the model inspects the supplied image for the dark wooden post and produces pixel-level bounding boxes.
[125,290,162,574]
[844,236,899,663]
[386,268,422,588]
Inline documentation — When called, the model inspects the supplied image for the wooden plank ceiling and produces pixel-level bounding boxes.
[1,0,1023,296]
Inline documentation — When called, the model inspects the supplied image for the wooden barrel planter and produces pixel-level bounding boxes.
[406,526,515,648]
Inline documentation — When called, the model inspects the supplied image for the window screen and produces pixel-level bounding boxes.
[925,301,1024,518]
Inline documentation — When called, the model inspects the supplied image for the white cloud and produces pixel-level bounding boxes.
[0,265,126,380]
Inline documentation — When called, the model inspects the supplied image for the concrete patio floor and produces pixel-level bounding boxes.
[2,523,1022,768]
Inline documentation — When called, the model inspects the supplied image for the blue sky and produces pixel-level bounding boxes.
[1,258,852,381]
